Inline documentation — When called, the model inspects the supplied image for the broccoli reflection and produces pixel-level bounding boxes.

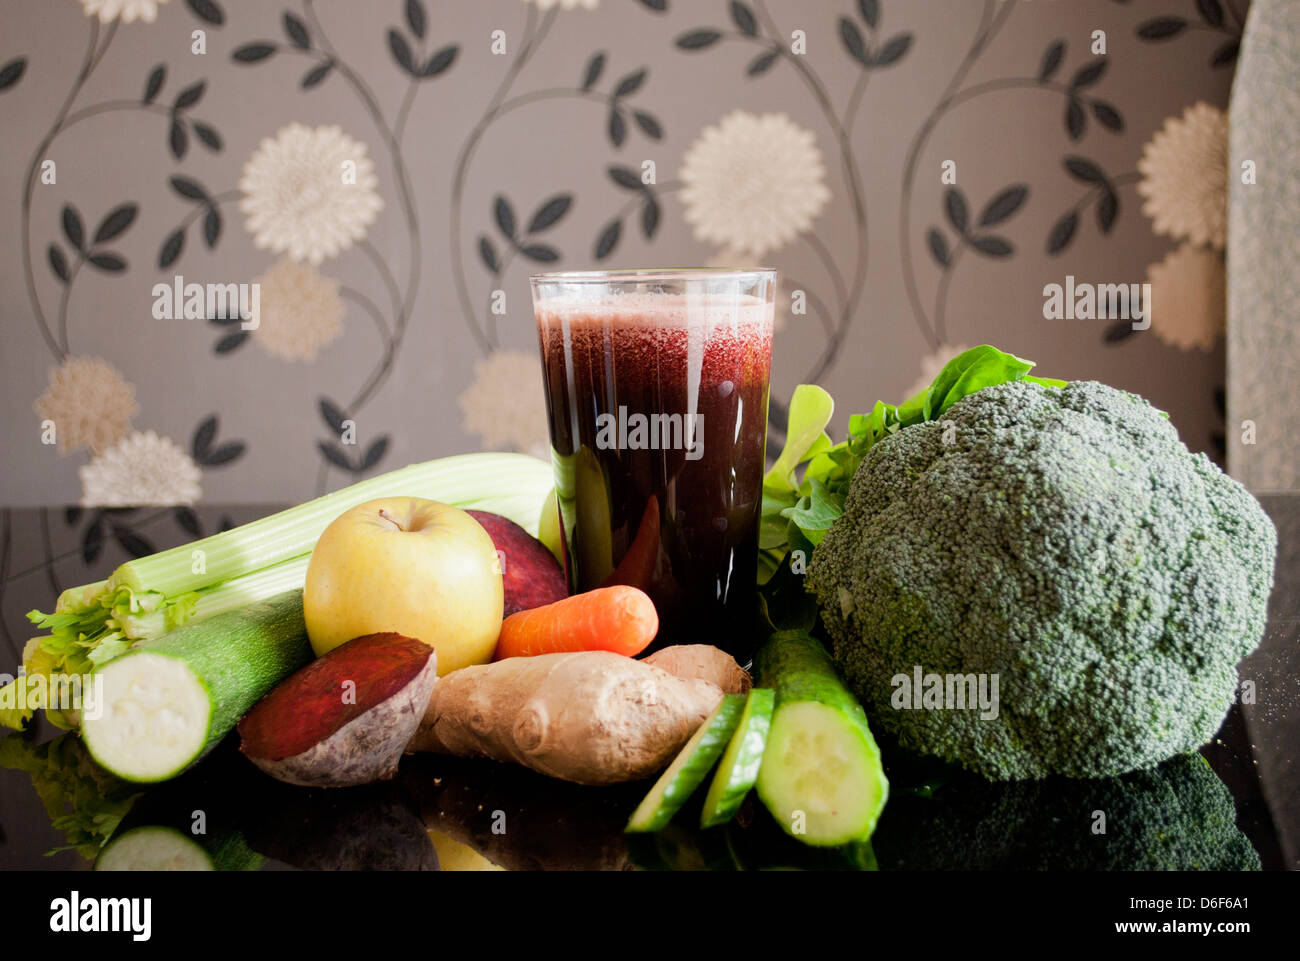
[872,753,1260,871]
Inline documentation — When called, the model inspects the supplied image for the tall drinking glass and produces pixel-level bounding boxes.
[531,269,776,663]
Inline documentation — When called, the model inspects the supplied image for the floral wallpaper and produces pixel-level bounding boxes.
[0,0,1247,506]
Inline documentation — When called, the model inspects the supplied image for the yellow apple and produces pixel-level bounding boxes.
[303,497,503,674]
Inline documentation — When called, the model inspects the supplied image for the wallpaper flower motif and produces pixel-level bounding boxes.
[33,356,139,455]
[1127,99,1229,357]
[679,110,831,259]
[457,350,551,460]
[238,123,383,265]
[80,430,203,507]
[1146,242,1226,352]
[80,0,169,25]
[251,258,345,363]
[1137,102,1229,251]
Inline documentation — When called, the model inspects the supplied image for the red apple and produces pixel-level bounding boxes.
[465,510,569,617]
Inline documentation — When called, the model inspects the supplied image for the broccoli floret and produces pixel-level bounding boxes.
[807,380,1277,780]
[872,753,1261,871]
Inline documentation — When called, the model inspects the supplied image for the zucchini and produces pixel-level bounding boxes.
[754,630,888,847]
[81,591,311,783]
[95,824,261,872]
[625,695,746,833]
[96,826,216,871]
[93,753,264,871]
[700,688,775,828]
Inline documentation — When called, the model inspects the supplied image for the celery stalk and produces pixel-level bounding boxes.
[110,452,553,596]
[3,452,555,731]
[115,556,311,640]
[56,580,109,614]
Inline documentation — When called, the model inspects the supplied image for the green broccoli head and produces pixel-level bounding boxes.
[808,380,1277,780]
[872,753,1261,871]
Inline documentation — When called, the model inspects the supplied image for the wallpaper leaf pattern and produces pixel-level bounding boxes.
[0,0,1247,504]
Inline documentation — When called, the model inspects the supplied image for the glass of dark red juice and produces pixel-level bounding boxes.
[531,269,776,663]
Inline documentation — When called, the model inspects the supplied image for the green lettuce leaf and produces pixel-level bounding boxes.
[0,732,140,859]
[759,345,1062,573]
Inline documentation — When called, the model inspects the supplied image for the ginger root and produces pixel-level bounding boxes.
[642,644,752,695]
[408,650,724,785]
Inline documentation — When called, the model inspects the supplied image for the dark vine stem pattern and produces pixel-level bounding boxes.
[898,0,1014,352]
[16,15,249,484]
[287,0,426,493]
[21,20,116,361]
[222,0,457,491]
[447,9,674,357]
[671,0,886,431]
[668,0,1187,434]
[450,5,554,357]
[751,0,869,387]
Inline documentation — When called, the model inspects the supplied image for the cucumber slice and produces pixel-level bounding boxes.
[82,591,311,783]
[625,822,735,871]
[625,694,746,833]
[754,630,888,847]
[95,822,263,872]
[700,688,775,828]
[95,826,214,871]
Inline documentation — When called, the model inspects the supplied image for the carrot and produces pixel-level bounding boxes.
[493,586,658,660]
[602,496,660,591]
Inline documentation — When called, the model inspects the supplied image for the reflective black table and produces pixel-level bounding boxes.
[1,502,1295,871]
